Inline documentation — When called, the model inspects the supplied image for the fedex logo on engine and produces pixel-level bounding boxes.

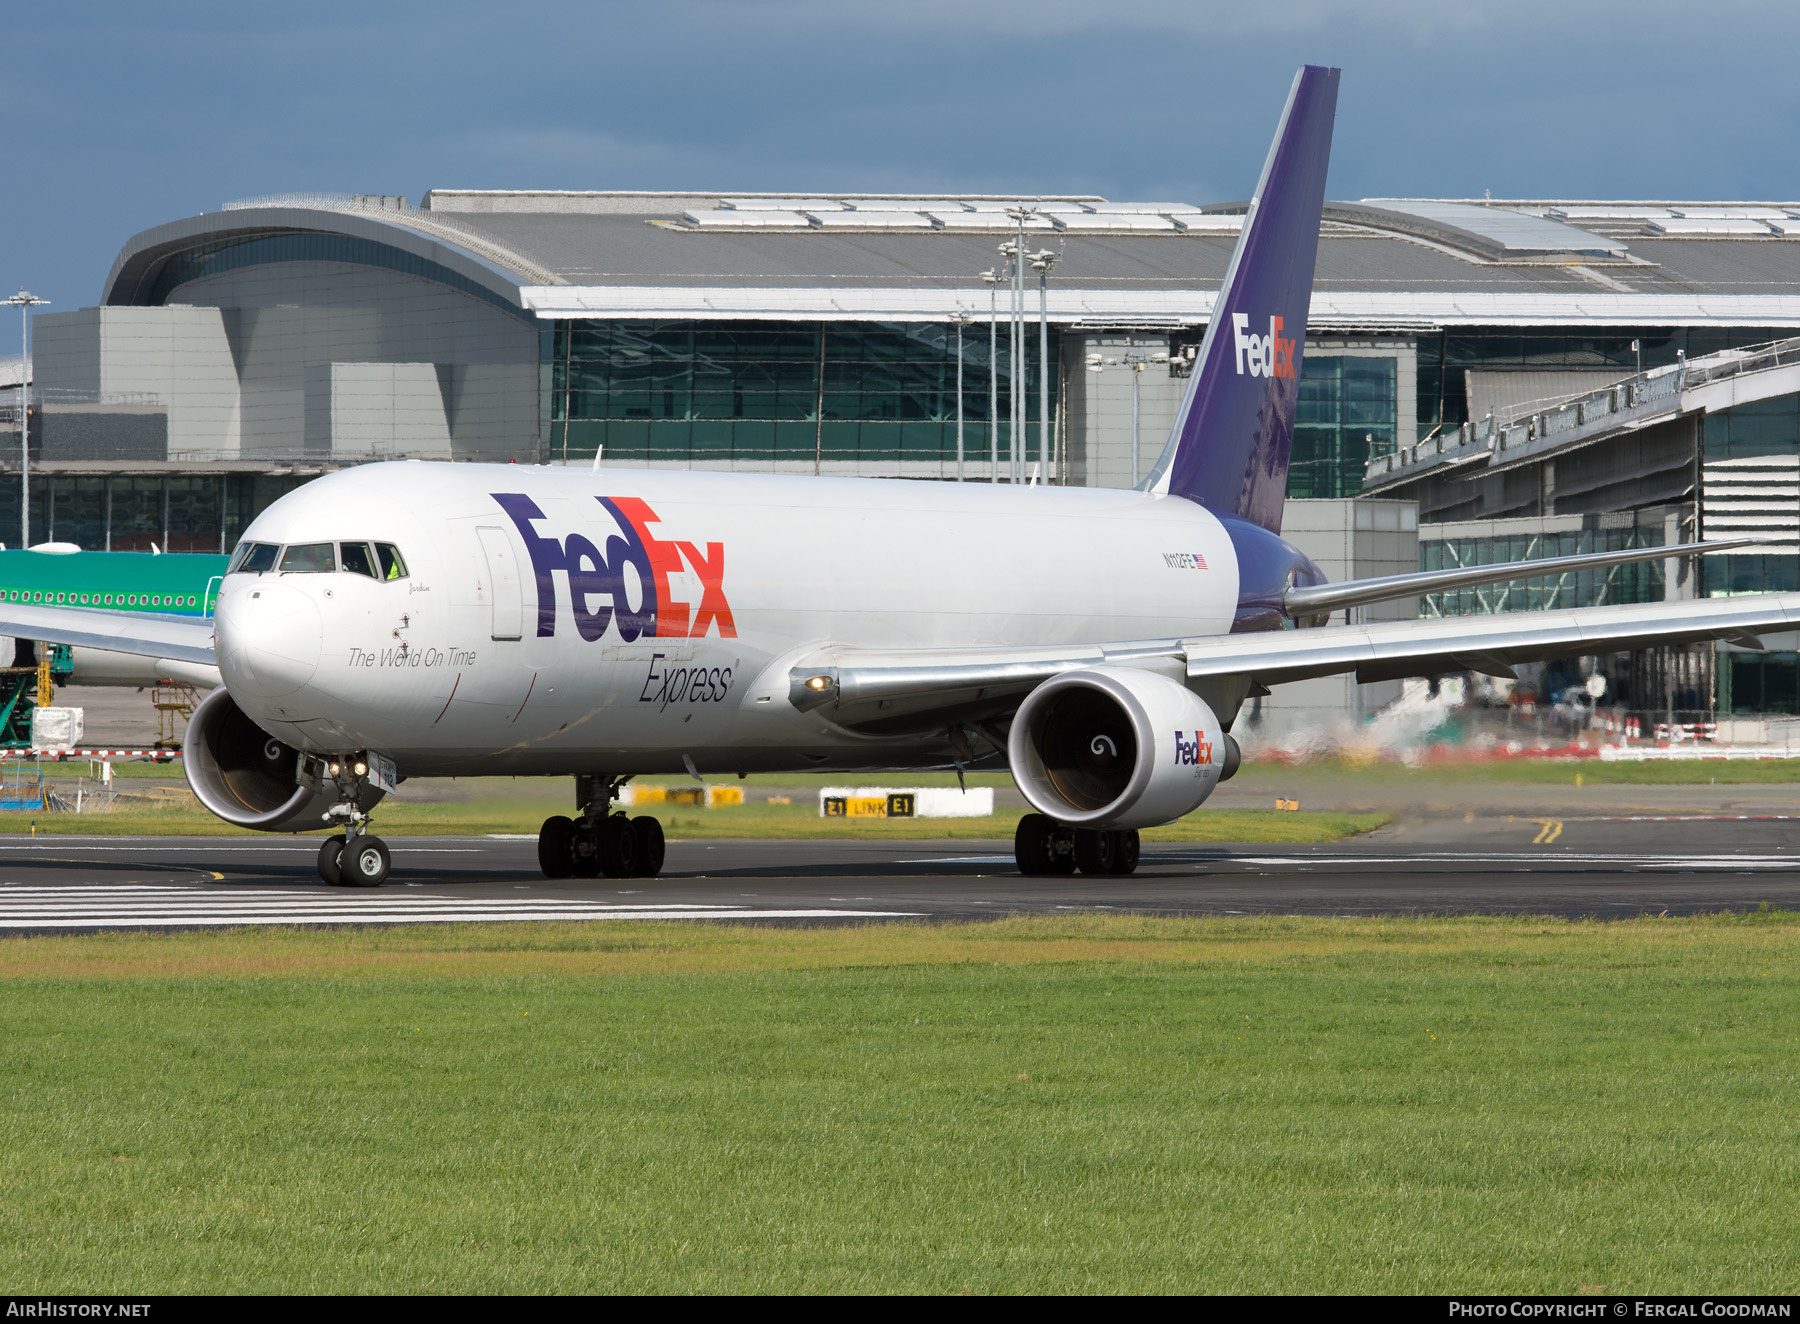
[1173,730,1214,767]
[1231,312,1297,379]
[492,492,736,642]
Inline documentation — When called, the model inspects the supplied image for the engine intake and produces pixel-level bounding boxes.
[1008,666,1237,830]
[184,687,380,832]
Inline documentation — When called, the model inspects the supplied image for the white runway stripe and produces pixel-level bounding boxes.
[903,851,1800,870]
[0,888,724,905]
[0,844,482,854]
[6,910,915,928]
[0,883,919,928]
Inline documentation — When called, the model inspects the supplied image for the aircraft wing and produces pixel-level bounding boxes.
[789,591,1800,734]
[0,603,216,667]
[1282,538,1756,618]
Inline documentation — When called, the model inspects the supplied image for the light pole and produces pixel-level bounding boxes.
[997,238,1020,482]
[949,310,973,482]
[4,290,49,550]
[1085,348,1170,486]
[980,270,1003,482]
[1030,248,1058,484]
[1003,205,1039,484]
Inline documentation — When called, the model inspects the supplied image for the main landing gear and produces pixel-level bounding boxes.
[1014,812,1140,877]
[315,754,391,887]
[537,775,667,880]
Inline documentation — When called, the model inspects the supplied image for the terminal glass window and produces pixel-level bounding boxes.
[164,477,223,553]
[1290,356,1396,499]
[545,319,1052,471]
[1701,398,1800,649]
[1722,651,1800,713]
[1419,523,1665,616]
[1703,395,1798,460]
[1415,326,1800,441]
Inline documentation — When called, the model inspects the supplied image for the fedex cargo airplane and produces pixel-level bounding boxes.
[6,66,1791,887]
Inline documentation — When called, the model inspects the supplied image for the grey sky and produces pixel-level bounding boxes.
[5,1,1796,312]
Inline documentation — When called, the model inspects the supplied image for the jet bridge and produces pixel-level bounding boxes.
[1363,335,1800,548]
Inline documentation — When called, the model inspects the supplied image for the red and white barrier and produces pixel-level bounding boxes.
[0,749,180,760]
[1654,722,1718,745]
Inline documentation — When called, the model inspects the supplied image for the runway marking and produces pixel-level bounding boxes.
[901,851,1799,872]
[1531,819,1565,844]
[0,845,482,855]
[0,884,921,930]
[1581,814,1800,822]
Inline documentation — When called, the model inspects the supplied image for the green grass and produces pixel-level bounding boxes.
[1,913,1796,1293]
[0,794,1389,844]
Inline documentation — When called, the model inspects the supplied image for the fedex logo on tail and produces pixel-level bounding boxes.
[1173,730,1214,767]
[492,492,736,642]
[1231,313,1297,379]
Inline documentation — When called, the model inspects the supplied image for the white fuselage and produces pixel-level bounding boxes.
[215,462,1241,776]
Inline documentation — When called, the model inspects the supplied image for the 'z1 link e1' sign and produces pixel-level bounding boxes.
[492,493,736,643]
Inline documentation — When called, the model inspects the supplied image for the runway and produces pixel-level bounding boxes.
[0,808,1796,931]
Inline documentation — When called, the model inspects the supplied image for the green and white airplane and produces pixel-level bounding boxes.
[0,545,225,687]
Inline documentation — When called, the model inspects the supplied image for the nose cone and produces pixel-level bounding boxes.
[218,582,323,700]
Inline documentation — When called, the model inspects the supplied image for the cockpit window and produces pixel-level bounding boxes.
[278,542,336,574]
[374,543,407,580]
[339,542,378,579]
[229,542,279,574]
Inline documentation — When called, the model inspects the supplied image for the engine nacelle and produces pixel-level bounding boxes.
[184,687,382,832]
[1007,666,1239,830]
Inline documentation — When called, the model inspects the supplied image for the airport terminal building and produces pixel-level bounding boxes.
[22,190,1800,716]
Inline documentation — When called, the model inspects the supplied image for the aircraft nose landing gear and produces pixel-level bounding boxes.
[537,775,666,880]
[310,752,392,886]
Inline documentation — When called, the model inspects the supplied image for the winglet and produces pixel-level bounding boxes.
[1142,65,1340,534]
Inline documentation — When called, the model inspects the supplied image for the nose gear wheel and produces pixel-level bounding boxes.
[341,836,391,886]
[318,835,346,886]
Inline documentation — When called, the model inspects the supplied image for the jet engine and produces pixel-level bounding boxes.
[184,687,382,832]
[1007,666,1239,830]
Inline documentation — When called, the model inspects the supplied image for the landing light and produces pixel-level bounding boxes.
[805,675,830,692]
[328,762,341,776]
[353,760,368,777]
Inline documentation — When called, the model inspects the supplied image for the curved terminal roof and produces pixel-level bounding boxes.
[98,190,1800,330]
[1345,200,1628,259]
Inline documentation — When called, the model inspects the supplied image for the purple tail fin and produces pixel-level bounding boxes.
[1143,65,1339,534]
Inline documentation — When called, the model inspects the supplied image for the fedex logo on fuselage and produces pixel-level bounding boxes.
[1231,312,1297,379]
[1173,730,1214,767]
[492,492,736,642]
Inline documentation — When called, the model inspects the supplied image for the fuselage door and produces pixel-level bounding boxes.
[476,525,523,641]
